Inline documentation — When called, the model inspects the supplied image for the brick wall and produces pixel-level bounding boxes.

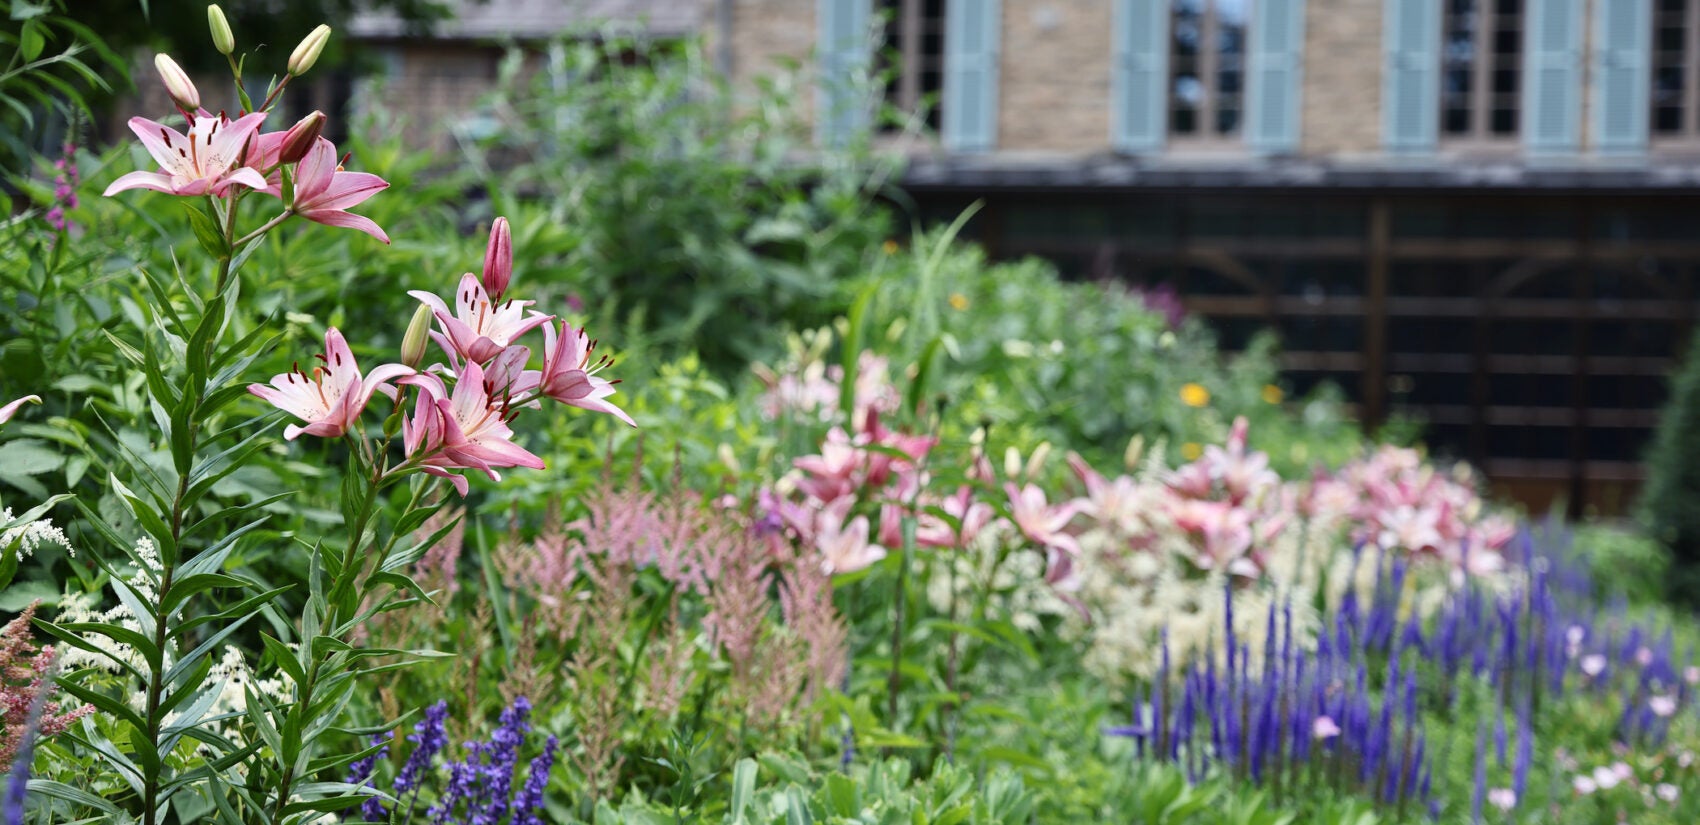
[997,0,1114,153]
[1301,0,1384,156]
[722,0,815,123]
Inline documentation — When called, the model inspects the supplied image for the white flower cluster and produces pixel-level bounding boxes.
[1,506,74,559]
[164,645,293,748]
[55,538,170,677]
[925,521,1070,635]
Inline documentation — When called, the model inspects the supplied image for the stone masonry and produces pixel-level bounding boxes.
[1300,0,1383,157]
[997,1,1115,154]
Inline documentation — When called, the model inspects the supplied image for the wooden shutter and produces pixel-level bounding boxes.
[1111,0,1170,154]
[1383,0,1439,152]
[816,0,871,148]
[1248,0,1307,153]
[942,0,1002,152]
[1524,0,1583,153]
[1592,0,1651,155]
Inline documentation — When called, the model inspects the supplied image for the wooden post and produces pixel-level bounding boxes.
[1366,198,1391,430]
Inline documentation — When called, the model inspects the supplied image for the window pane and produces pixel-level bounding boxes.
[1653,2,1688,135]
[1443,0,1478,135]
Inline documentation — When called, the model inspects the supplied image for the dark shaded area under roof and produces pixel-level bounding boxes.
[902,155,1700,193]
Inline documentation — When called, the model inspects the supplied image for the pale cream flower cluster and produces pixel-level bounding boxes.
[55,538,168,677]
[1,506,73,559]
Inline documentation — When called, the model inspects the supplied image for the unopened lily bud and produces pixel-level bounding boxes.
[401,303,433,369]
[278,110,326,164]
[287,24,331,76]
[482,216,512,299]
[208,5,235,55]
[154,53,200,112]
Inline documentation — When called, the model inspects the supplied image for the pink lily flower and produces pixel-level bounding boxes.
[287,137,390,243]
[410,274,552,366]
[916,487,995,549]
[1004,482,1081,557]
[537,320,635,426]
[402,360,546,497]
[813,503,887,575]
[248,328,413,440]
[0,395,40,426]
[792,428,864,504]
[103,112,269,198]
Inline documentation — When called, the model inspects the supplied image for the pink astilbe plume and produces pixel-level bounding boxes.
[778,555,849,702]
[1,605,92,772]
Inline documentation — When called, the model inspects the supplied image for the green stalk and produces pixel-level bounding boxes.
[269,455,384,825]
[139,192,246,825]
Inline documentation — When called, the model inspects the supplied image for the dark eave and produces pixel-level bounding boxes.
[900,153,1700,196]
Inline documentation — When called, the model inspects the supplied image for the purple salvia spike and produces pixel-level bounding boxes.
[1224,578,1236,693]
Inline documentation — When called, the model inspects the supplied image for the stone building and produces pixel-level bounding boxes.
[349,0,1700,514]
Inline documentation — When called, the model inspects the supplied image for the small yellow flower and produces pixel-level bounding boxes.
[1179,383,1210,408]
[882,239,899,255]
[948,292,969,311]
[1261,384,1284,405]
[1181,442,1202,461]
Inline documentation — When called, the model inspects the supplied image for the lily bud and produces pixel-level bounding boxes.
[277,110,327,164]
[401,303,433,369]
[208,5,235,55]
[154,53,200,112]
[482,216,513,300]
[287,24,331,77]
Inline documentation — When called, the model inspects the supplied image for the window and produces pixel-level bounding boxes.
[877,0,947,131]
[1169,0,1250,140]
[1440,0,1523,141]
[1653,0,1697,137]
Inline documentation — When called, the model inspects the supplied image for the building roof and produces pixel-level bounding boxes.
[902,153,1700,193]
[349,0,707,40]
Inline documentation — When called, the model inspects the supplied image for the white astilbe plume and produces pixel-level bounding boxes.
[1,507,73,559]
[55,537,171,679]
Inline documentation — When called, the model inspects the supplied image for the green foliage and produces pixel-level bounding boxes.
[1571,522,1673,606]
[841,237,1366,476]
[589,756,1034,825]
[1639,326,1700,605]
[0,0,125,174]
[470,35,898,372]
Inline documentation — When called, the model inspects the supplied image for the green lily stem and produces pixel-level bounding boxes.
[233,210,295,249]
[269,452,385,825]
[140,187,250,825]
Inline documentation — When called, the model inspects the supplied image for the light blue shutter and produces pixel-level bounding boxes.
[1111,0,1170,153]
[942,0,1002,152]
[1382,0,1439,152]
[1592,0,1651,155]
[1524,0,1583,153]
[1247,0,1307,153]
[816,0,871,148]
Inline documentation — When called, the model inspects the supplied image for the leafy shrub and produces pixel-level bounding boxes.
[466,35,899,372]
[839,237,1366,477]
[1569,522,1673,606]
[1639,326,1700,604]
